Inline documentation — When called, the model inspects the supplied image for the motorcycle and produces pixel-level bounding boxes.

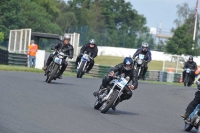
[44,50,68,83]
[183,68,193,87]
[77,51,92,78]
[184,104,200,132]
[135,54,146,79]
[94,74,130,113]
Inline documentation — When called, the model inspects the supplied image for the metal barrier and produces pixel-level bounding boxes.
[65,62,182,82]
[2,52,183,82]
[0,48,8,65]
[8,53,27,66]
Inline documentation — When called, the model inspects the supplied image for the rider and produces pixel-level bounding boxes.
[93,57,138,110]
[181,79,200,119]
[182,56,197,83]
[42,34,74,79]
[133,42,152,80]
[75,39,98,73]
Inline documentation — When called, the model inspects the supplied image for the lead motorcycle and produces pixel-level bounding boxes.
[184,104,200,132]
[77,51,92,78]
[183,68,194,87]
[94,74,130,113]
[134,54,146,79]
[44,50,68,83]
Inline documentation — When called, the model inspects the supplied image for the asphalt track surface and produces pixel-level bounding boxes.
[0,71,198,133]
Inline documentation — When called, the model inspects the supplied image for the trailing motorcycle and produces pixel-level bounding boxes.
[94,74,130,113]
[134,54,146,79]
[77,51,92,78]
[183,68,193,87]
[44,50,68,83]
[184,104,200,132]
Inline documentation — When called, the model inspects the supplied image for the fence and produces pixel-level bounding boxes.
[0,50,182,82]
[8,53,27,66]
[0,48,8,65]
[65,61,182,82]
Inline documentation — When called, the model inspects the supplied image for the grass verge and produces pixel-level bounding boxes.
[0,65,76,76]
[140,80,196,87]
[95,56,183,71]
[0,65,194,87]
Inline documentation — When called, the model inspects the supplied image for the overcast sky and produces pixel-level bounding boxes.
[64,0,198,31]
[127,0,197,31]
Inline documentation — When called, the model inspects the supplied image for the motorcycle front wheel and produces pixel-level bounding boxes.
[47,64,59,83]
[100,90,119,113]
[77,61,86,78]
[184,121,193,131]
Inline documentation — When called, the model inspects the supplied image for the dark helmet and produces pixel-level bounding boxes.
[189,56,193,60]
[123,57,133,71]
[188,56,193,62]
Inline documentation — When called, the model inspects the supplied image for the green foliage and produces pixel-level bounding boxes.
[166,24,198,56]
[0,0,151,48]
[0,32,4,43]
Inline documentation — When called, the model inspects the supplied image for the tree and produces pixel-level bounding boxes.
[0,32,4,43]
[166,24,199,56]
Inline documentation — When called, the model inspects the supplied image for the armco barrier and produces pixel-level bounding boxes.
[8,53,27,66]
[66,61,108,78]
[66,63,182,82]
[0,48,8,65]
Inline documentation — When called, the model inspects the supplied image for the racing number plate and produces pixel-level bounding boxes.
[186,69,190,73]
[54,57,62,64]
[117,78,128,88]
[139,54,144,59]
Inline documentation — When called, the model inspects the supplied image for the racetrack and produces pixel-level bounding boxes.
[0,71,198,133]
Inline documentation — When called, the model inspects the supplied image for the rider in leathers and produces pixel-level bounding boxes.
[93,57,138,110]
[75,39,98,73]
[181,79,200,119]
[42,34,74,79]
[133,42,152,80]
[182,56,197,83]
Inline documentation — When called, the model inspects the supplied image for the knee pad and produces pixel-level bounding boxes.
[121,91,132,100]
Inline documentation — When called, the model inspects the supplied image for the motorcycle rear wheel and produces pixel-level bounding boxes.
[94,99,102,110]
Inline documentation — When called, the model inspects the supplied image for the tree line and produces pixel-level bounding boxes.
[0,0,155,49]
[0,0,199,56]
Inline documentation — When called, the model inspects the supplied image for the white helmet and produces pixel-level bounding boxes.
[89,39,96,44]
[142,42,148,48]
[63,34,71,41]
[142,42,148,51]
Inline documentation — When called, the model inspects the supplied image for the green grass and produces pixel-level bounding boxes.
[95,55,183,71]
[0,65,195,87]
[0,65,76,76]
[0,45,7,50]
[140,80,196,87]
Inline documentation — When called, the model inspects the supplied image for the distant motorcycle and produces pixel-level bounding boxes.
[134,54,146,79]
[77,51,92,78]
[44,50,68,83]
[184,104,200,132]
[183,68,193,87]
[94,74,130,113]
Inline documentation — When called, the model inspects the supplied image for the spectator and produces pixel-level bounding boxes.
[167,65,174,72]
[28,40,38,68]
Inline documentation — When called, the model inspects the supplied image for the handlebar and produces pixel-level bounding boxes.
[183,68,194,71]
